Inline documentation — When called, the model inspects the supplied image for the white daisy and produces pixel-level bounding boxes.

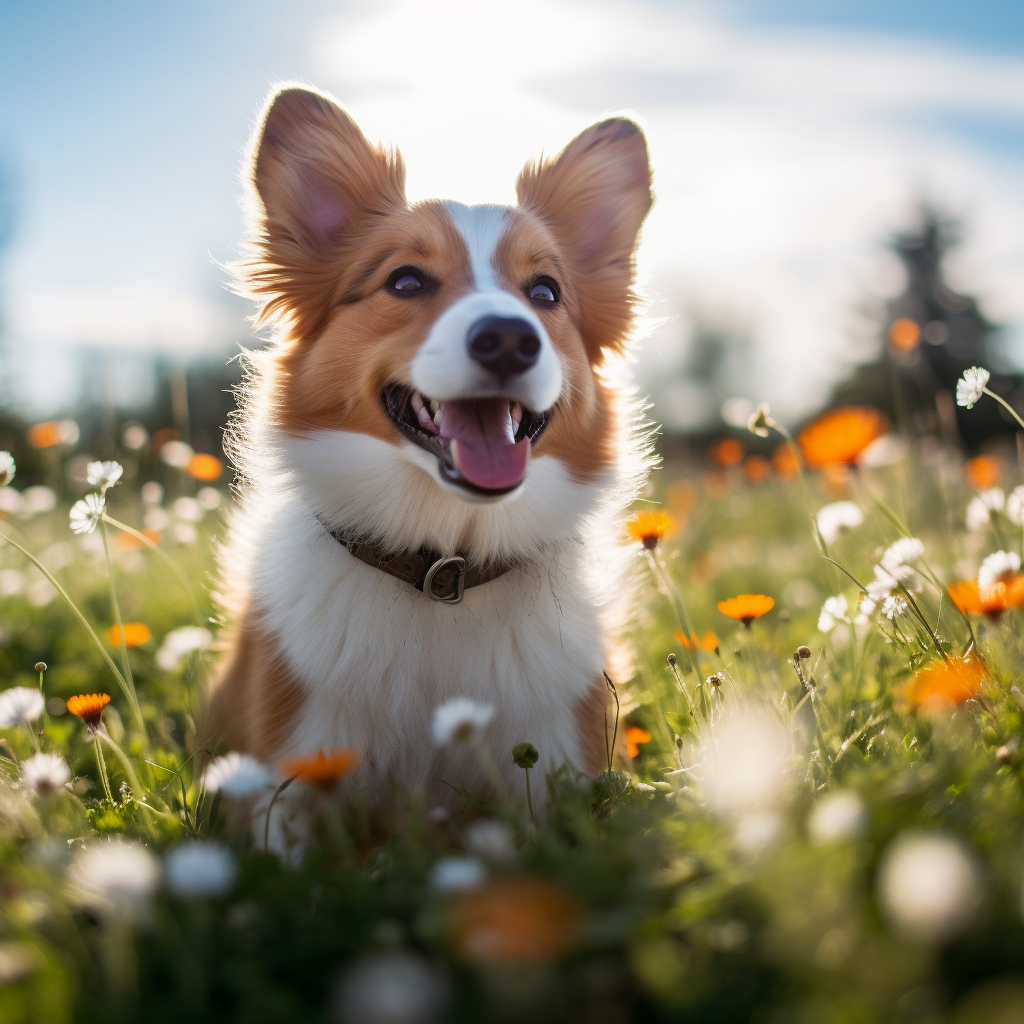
[815,501,864,546]
[1006,486,1024,526]
[164,841,237,898]
[20,752,71,795]
[432,698,495,746]
[69,493,105,535]
[0,452,15,488]
[156,626,214,671]
[966,488,1005,532]
[882,595,908,620]
[977,550,1021,598]
[202,752,271,798]
[86,461,123,492]
[880,537,924,573]
[956,366,990,409]
[69,839,160,916]
[817,595,849,633]
[0,687,45,727]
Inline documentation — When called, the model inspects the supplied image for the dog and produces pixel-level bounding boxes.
[205,83,653,822]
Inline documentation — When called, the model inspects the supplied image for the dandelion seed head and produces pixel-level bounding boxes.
[818,594,849,633]
[156,626,214,671]
[69,493,105,535]
[203,752,271,798]
[20,753,70,795]
[164,841,237,899]
[0,687,45,728]
[815,501,863,546]
[880,537,924,572]
[432,699,494,746]
[69,839,161,917]
[808,791,866,844]
[956,366,990,408]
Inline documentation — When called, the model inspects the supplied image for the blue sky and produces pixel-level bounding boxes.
[2,1,1024,419]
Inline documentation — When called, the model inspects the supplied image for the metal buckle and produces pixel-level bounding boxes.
[423,555,467,604]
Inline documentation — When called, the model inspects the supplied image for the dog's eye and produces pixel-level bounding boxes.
[528,278,559,307]
[386,266,428,296]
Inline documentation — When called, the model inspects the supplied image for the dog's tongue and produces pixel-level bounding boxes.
[440,399,529,491]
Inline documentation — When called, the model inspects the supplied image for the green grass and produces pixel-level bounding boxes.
[2,441,1024,1024]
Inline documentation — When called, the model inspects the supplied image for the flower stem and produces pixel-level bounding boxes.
[983,387,1024,433]
[94,733,114,803]
[645,550,700,679]
[264,776,296,853]
[96,730,145,797]
[99,519,138,720]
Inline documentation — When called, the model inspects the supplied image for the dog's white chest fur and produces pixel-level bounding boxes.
[243,430,613,807]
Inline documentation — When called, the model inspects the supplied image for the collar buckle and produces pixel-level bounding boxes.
[423,555,467,604]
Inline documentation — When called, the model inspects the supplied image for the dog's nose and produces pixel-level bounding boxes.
[466,316,542,381]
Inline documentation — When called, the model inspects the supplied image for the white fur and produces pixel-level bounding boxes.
[410,203,562,412]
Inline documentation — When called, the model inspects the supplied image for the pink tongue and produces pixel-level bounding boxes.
[439,399,530,491]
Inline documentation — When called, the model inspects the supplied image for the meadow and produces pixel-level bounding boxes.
[2,375,1024,1023]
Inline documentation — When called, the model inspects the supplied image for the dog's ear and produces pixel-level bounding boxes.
[238,84,406,337]
[517,118,651,359]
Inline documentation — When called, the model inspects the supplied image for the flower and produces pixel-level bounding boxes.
[888,317,920,351]
[946,578,1024,618]
[164,841,237,898]
[977,550,1021,598]
[956,366,990,408]
[27,420,78,449]
[432,698,495,746]
[625,510,675,550]
[717,594,775,626]
[450,878,580,962]
[1007,486,1024,526]
[20,753,71,795]
[332,953,450,1024]
[906,656,986,711]
[880,537,924,574]
[0,687,45,727]
[797,406,888,468]
[966,488,1005,531]
[282,749,360,787]
[69,493,105,535]
[107,622,152,647]
[202,752,271,797]
[66,693,111,729]
[156,626,214,671]
[818,594,849,632]
[877,831,982,943]
[710,438,744,467]
[747,402,775,438]
[160,440,194,469]
[430,856,487,894]
[69,839,160,917]
[0,452,14,488]
[815,501,864,546]
[625,725,652,759]
[965,454,1000,489]
[807,791,866,845]
[881,595,907,620]
[187,453,224,481]
[86,461,123,492]
[704,710,788,812]
[463,820,518,866]
[674,630,719,652]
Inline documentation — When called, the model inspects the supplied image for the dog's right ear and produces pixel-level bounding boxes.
[238,84,406,338]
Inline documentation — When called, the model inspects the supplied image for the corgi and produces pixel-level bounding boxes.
[205,83,653,823]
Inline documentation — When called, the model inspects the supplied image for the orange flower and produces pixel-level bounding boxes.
[718,593,775,626]
[798,406,888,469]
[906,656,986,711]
[965,455,1000,490]
[187,453,224,482]
[113,528,162,552]
[674,630,719,653]
[26,421,62,449]
[771,442,800,481]
[107,622,152,647]
[888,317,920,351]
[710,438,744,467]
[451,878,580,962]
[743,454,771,484]
[66,693,111,729]
[625,725,652,759]
[947,577,1024,619]
[626,510,675,550]
[282,749,360,787]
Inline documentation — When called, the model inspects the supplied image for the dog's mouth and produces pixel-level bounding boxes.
[382,384,550,496]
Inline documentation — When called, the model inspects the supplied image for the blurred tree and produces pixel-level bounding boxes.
[831,206,1024,450]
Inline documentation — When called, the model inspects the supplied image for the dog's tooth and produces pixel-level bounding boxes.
[511,402,523,430]
[416,407,435,432]
[411,391,425,415]
[429,400,440,414]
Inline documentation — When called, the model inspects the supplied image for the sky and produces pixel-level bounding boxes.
[1,0,1023,424]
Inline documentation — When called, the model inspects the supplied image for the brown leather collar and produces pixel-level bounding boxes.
[322,524,516,604]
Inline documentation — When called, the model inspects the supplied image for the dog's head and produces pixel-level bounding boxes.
[239,85,650,517]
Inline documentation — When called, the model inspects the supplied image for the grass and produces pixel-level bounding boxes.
[2,427,1024,1024]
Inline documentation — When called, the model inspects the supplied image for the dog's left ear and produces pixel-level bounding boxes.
[517,118,652,359]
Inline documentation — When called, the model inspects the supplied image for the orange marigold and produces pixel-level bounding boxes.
[906,656,986,711]
[674,630,720,653]
[888,317,920,351]
[107,623,152,647]
[798,406,888,469]
[965,454,1000,490]
[626,510,675,550]
[452,878,580,962]
[66,692,111,728]
[282,749,360,787]
[710,438,744,467]
[718,593,775,626]
[947,577,1024,619]
[187,453,224,482]
[625,725,652,759]
[26,421,63,449]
